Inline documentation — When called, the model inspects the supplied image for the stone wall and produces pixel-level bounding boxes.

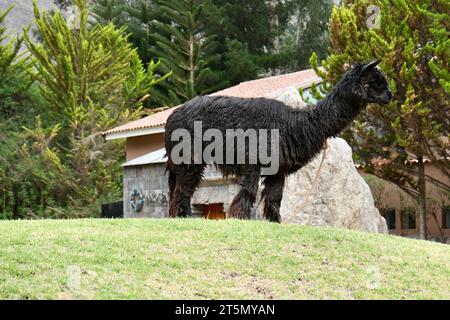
[123,163,261,219]
[123,163,169,218]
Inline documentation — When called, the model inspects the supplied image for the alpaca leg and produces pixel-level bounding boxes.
[168,169,176,201]
[262,174,285,223]
[168,165,205,218]
[228,168,260,220]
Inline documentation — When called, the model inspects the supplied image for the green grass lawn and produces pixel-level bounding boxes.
[0,219,449,299]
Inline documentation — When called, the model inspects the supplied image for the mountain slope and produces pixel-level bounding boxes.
[0,0,55,40]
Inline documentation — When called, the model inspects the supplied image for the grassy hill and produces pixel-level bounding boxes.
[0,219,448,299]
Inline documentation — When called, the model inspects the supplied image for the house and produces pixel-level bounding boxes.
[358,163,450,242]
[103,69,322,219]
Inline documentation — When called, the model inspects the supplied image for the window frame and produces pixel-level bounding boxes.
[380,208,396,230]
[401,208,417,230]
[442,206,450,230]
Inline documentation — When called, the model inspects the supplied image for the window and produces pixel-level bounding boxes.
[401,208,416,230]
[442,206,450,229]
[380,208,396,230]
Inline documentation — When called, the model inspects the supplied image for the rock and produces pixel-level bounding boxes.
[267,86,307,109]
[270,88,388,234]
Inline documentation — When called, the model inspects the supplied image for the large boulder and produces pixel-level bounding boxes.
[270,87,388,234]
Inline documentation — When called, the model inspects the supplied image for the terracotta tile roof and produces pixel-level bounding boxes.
[211,69,321,98]
[103,69,321,136]
[103,107,177,136]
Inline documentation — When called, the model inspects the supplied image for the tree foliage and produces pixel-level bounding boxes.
[1,0,168,219]
[311,0,449,238]
[0,5,50,218]
[279,0,334,71]
[91,0,318,105]
[91,0,125,25]
[0,6,36,121]
[150,0,226,105]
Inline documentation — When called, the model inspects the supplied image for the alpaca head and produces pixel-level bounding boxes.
[351,60,392,105]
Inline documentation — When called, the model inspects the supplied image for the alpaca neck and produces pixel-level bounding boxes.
[309,80,365,139]
[283,73,367,167]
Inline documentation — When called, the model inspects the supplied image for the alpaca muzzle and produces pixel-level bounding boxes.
[380,90,392,105]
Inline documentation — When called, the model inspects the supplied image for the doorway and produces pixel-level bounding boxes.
[203,203,226,220]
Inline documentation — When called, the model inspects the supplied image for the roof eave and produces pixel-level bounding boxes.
[104,125,166,141]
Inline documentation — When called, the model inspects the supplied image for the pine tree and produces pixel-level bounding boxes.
[311,0,449,239]
[223,39,258,85]
[279,0,334,71]
[21,0,169,214]
[123,0,159,64]
[0,5,34,120]
[24,0,166,135]
[209,0,283,55]
[91,0,125,26]
[0,5,50,218]
[206,0,295,77]
[151,0,222,105]
[91,0,299,90]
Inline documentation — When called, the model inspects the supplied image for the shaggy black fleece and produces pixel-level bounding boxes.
[165,61,392,222]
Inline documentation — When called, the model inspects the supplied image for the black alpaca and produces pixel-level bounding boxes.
[165,61,392,222]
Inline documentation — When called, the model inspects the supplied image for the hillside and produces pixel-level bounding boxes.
[0,219,448,299]
[0,0,55,41]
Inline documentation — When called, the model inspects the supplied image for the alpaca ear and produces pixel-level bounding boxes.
[361,60,381,74]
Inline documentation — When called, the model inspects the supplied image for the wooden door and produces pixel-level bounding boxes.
[203,203,226,220]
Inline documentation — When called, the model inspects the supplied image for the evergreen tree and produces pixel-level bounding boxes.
[223,39,259,85]
[0,5,33,120]
[17,0,169,217]
[279,0,334,71]
[311,0,449,239]
[91,0,125,25]
[92,0,172,108]
[24,0,165,136]
[0,5,48,218]
[151,0,222,105]
[204,0,296,77]
[90,0,305,89]
[123,0,159,64]
[208,0,290,55]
